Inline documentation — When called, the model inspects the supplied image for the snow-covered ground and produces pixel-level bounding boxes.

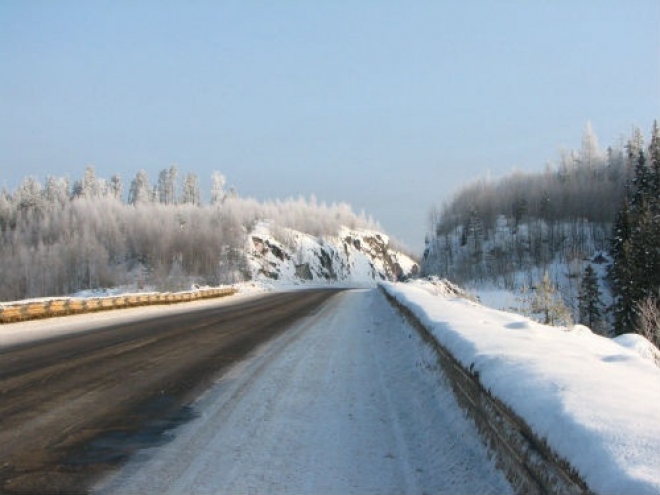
[8,276,657,494]
[94,289,512,495]
[382,279,660,495]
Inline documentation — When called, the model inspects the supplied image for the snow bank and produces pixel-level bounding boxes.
[614,333,660,367]
[381,280,660,495]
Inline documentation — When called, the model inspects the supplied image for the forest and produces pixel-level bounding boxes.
[423,122,660,345]
[0,166,377,302]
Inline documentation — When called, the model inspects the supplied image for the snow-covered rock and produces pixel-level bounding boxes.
[246,222,418,285]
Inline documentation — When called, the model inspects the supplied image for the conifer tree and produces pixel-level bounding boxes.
[578,264,604,333]
[609,201,634,333]
[610,126,660,335]
[646,120,660,183]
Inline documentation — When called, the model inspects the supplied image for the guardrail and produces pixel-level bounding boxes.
[0,287,237,324]
[380,286,591,495]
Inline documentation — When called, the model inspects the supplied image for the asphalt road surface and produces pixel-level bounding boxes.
[0,289,342,495]
[94,289,512,495]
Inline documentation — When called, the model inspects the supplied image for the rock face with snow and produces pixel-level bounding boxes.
[246,223,418,284]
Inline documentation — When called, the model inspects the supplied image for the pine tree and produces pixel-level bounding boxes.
[578,264,604,333]
[630,151,653,211]
[610,125,660,335]
[625,127,644,175]
[647,120,660,279]
[647,120,660,189]
[609,201,634,333]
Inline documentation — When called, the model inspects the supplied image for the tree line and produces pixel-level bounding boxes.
[609,121,660,343]
[0,167,377,301]
[424,122,660,346]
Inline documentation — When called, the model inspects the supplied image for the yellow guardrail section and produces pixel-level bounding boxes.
[0,287,237,324]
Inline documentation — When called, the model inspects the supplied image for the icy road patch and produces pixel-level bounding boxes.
[95,289,511,495]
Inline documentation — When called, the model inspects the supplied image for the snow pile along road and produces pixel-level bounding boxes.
[381,280,660,495]
[95,289,511,495]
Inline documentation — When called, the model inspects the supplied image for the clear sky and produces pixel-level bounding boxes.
[1,1,659,251]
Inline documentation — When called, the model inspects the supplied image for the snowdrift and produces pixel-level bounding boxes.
[381,279,660,495]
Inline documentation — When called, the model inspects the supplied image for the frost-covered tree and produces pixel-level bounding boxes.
[634,293,660,348]
[109,174,123,200]
[0,167,379,300]
[0,188,16,231]
[180,173,201,206]
[15,176,44,216]
[43,176,70,209]
[531,271,572,326]
[72,166,102,199]
[157,165,178,205]
[580,121,604,169]
[210,171,226,206]
[128,170,153,205]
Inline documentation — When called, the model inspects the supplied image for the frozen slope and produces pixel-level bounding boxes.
[95,289,511,495]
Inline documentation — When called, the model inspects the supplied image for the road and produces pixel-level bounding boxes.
[96,289,512,495]
[0,289,341,495]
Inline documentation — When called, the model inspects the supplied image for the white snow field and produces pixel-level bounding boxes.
[94,289,512,495]
[381,280,660,495]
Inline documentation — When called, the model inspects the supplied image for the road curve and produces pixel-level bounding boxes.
[0,289,342,495]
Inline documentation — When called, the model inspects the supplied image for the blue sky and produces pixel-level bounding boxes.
[1,1,659,250]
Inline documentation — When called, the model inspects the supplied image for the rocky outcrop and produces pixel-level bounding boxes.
[246,223,418,284]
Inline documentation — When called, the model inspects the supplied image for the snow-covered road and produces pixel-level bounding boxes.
[95,289,511,494]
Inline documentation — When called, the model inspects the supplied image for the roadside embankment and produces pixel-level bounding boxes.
[380,283,587,494]
[380,280,660,495]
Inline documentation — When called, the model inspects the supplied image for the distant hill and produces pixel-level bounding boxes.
[423,123,626,285]
[423,122,660,343]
